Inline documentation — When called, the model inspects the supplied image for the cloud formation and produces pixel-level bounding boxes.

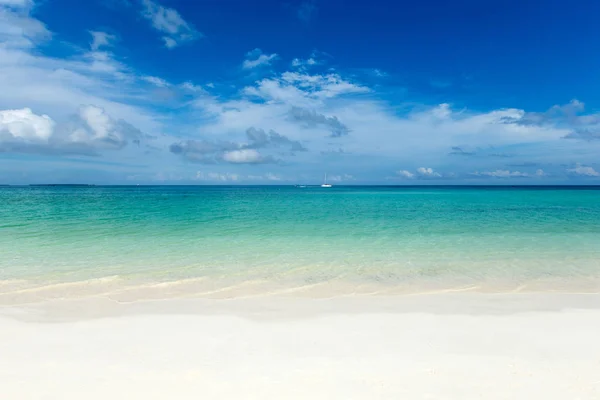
[288,107,349,137]
[503,99,600,143]
[567,165,599,177]
[222,149,270,164]
[0,106,146,155]
[395,167,442,179]
[291,57,317,68]
[169,127,304,164]
[243,49,278,69]
[2,2,600,183]
[0,0,33,9]
[245,127,307,152]
[89,31,116,51]
[141,0,201,48]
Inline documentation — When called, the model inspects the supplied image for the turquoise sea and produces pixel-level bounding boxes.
[1,186,599,303]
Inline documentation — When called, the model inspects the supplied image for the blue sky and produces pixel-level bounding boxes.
[1,0,600,184]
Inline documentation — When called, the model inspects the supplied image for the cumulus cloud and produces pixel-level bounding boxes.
[191,67,599,180]
[0,2,163,147]
[61,105,145,149]
[243,49,278,69]
[502,99,600,143]
[0,106,146,155]
[141,0,201,48]
[169,139,238,164]
[567,164,599,177]
[288,107,349,137]
[291,57,317,68]
[512,100,586,126]
[0,107,54,141]
[416,167,441,178]
[245,127,306,152]
[169,127,303,165]
[222,149,269,164]
[396,170,415,179]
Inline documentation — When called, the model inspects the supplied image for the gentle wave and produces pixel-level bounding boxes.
[1,274,599,305]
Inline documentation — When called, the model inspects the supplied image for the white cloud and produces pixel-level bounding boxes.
[186,68,600,182]
[89,31,116,51]
[281,72,370,99]
[222,149,265,164]
[241,72,369,107]
[292,57,317,68]
[289,107,349,137]
[67,105,143,149]
[0,0,32,7]
[0,4,162,142]
[243,48,278,69]
[395,168,441,179]
[396,170,415,179]
[416,167,441,178]
[180,81,205,92]
[567,164,599,177]
[0,3,50,49]
[0,106,146,154]
[0,107,54,141]
[141,0,201,48]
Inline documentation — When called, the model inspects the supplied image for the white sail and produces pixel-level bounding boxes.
[321,173,332,188]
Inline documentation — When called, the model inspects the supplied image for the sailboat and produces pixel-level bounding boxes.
[321,173,332,188]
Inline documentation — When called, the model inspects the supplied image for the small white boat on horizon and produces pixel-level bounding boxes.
[321,173,332,188]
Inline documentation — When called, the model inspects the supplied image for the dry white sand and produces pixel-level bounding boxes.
[1,294,600,399]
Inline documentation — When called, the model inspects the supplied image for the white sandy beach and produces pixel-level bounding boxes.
[1,294,600,400]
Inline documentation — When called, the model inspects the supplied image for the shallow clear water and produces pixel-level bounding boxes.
[1,186,599,301]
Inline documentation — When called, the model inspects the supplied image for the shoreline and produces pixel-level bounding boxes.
[2,274,600,307]
[2,291,600,322]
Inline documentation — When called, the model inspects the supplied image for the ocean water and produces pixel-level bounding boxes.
[1,186,599,302]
